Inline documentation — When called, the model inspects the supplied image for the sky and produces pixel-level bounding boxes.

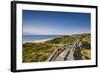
[22,10,91,35]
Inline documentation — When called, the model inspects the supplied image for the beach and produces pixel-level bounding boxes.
[23,38,53,44]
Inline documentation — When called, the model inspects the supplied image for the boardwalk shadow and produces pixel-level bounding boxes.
[74,47,81,60]
[64,51,70,60]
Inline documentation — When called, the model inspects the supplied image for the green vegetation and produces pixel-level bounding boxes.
[23,43,56,62]
[45,36,76,44]
[74,33,91,60]
[23,33,91,63]
[80,34,91,60]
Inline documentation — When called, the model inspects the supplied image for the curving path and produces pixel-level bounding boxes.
[46,39,81,61]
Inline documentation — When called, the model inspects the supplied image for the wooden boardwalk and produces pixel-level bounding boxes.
[46,39,80,61]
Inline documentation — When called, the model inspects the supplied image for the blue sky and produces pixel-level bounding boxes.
[23,10,91,35]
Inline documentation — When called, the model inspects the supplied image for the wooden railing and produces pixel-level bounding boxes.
[46,39,81,61]
[46,44,68,61]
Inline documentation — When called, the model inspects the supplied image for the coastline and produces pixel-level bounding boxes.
[23,38,53,44]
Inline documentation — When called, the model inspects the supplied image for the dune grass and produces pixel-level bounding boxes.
[23,33,91,62]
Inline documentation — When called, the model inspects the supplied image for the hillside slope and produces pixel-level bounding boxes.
[23,33,91,63]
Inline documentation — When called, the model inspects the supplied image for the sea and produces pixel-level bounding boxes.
[23,35,63,42]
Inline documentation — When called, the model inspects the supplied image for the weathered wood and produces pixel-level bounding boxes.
[46,39,81,61]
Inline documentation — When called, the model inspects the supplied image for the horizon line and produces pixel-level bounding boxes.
[23,32,91,36]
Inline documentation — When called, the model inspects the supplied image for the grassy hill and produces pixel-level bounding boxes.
[23,33,91,63]
[74,33,91,60]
